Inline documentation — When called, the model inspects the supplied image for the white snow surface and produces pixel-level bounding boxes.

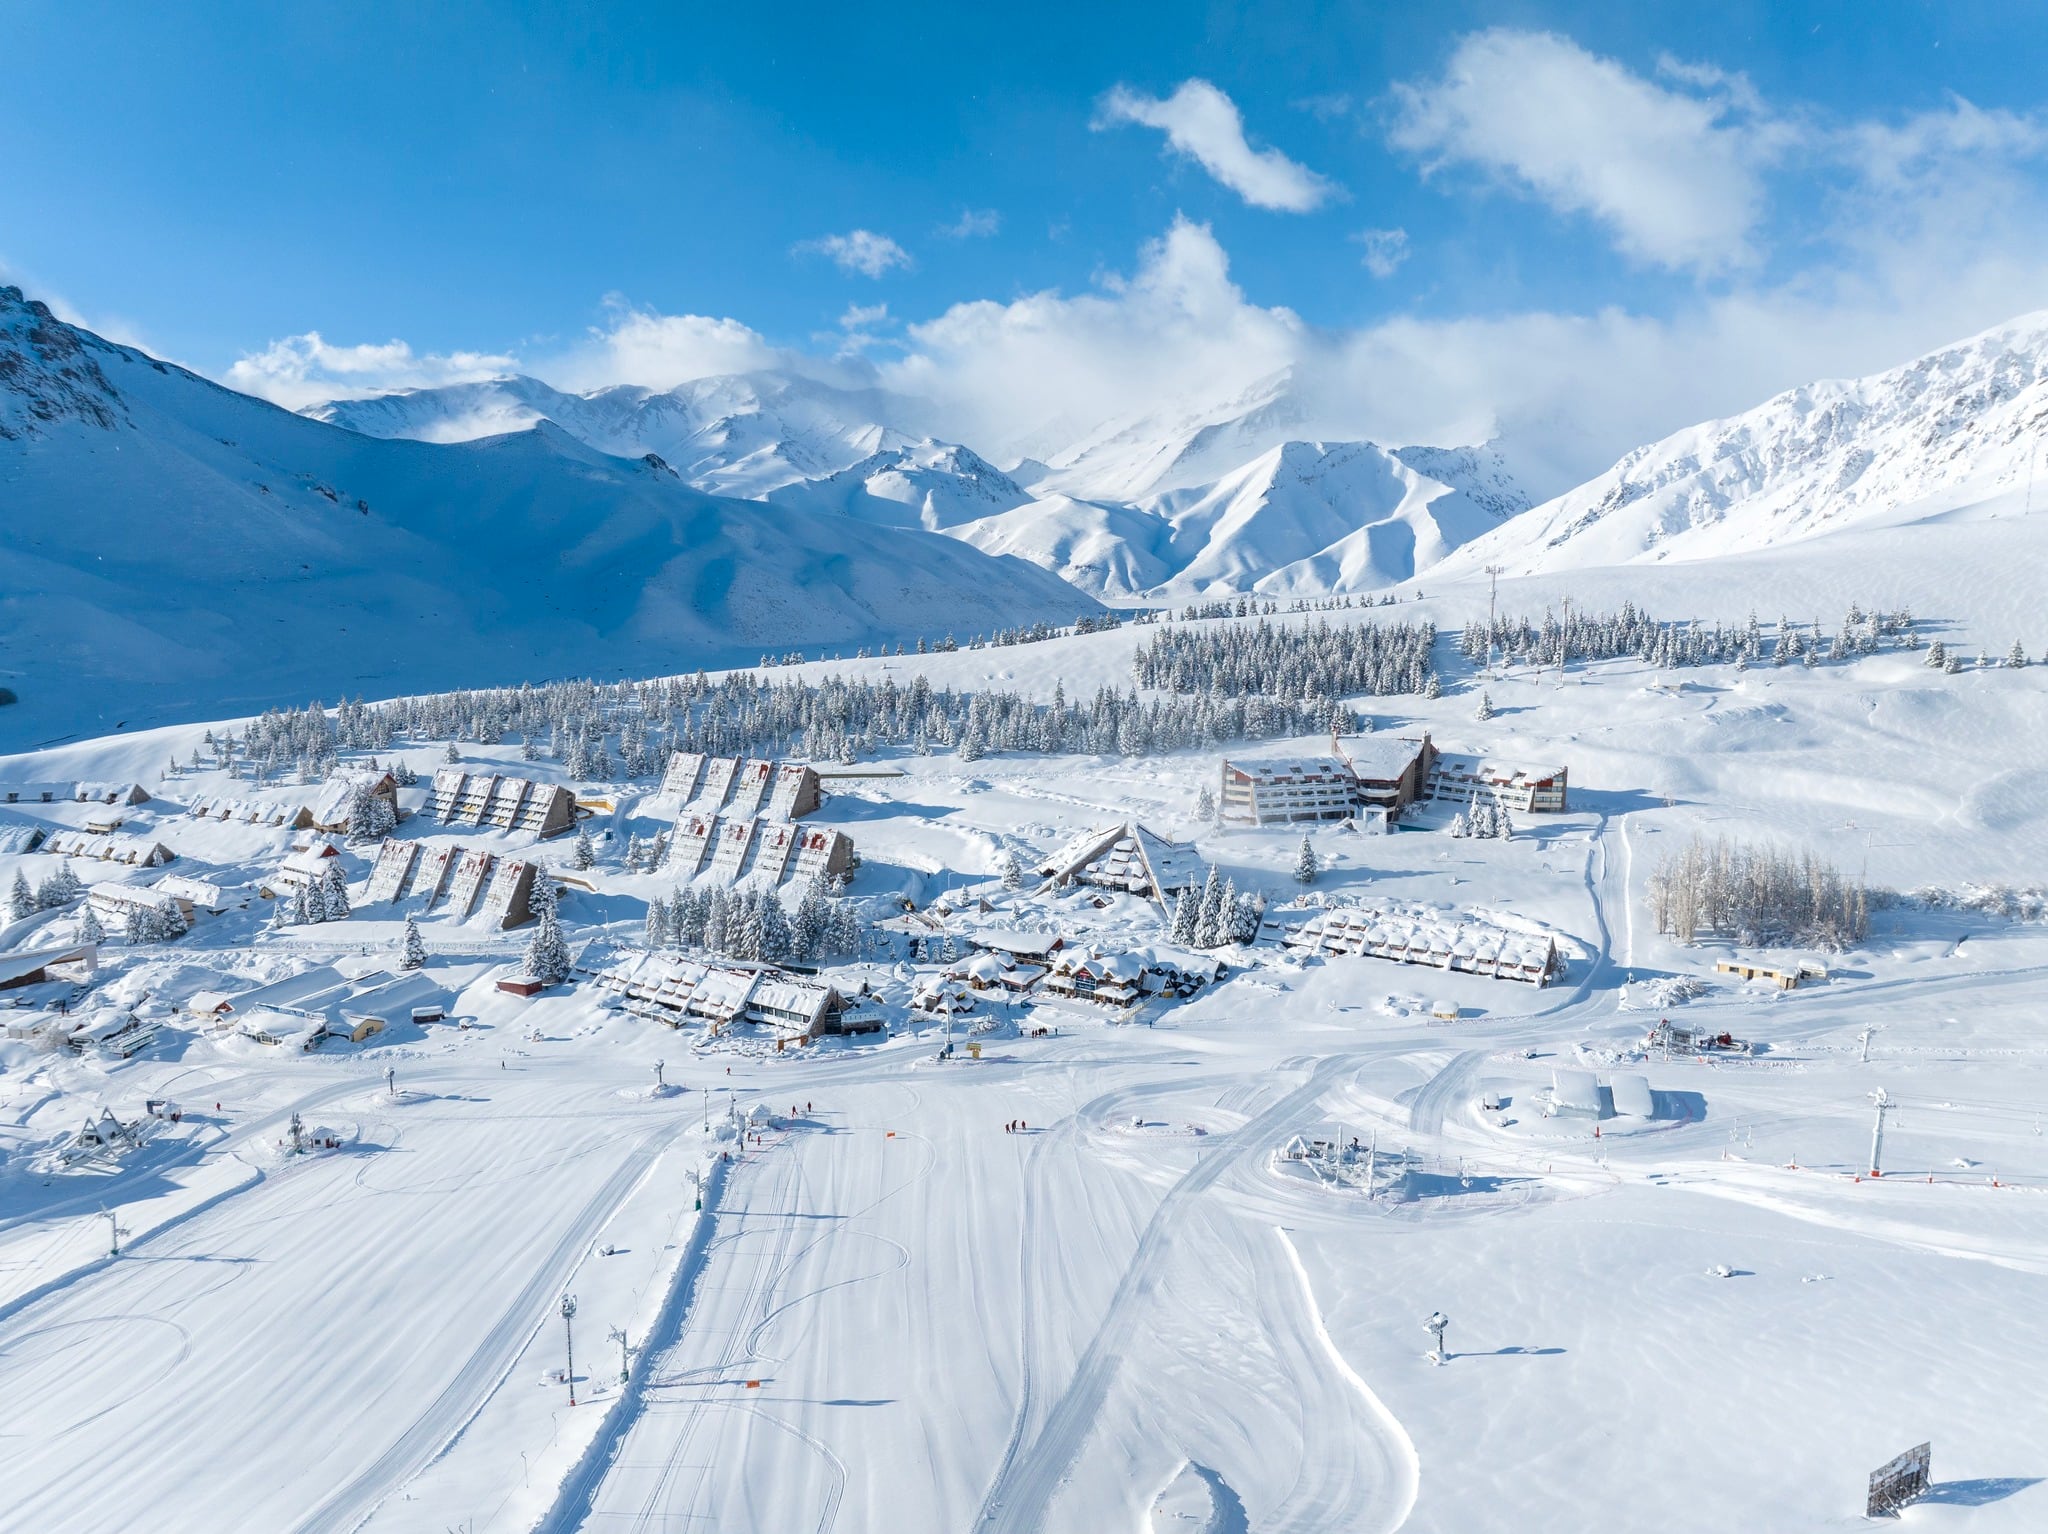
[11,301,2048,1533]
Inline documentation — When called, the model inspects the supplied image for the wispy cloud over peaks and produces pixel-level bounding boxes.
[225,332,517,410]
[796,229,914,278]
[1097,78,1337,212]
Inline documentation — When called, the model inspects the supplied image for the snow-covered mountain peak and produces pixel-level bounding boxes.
[1438,310,2048,580]
[0,285,127,439]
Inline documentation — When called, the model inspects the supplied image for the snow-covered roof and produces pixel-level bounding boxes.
[1550,1069,1601,1113]
[1333,734,1431,783]
[154,873,228,910]
[1427,751,1568,787]
[1224,755,1353,782]
[0,942,95,986]
[1037,821,1203,899]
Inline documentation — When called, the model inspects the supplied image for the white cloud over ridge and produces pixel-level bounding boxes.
[1097,79,1337,212]
[1388,29,1784,274]
[225,332,517,410]
[219,38,2048,506]
[795,228,913,278]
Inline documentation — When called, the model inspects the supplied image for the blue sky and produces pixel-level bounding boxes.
[7,2,2048,487]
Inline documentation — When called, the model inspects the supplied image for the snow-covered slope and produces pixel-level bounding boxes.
[0,288,1097,746]
[314,371,936,501]
[951,439,1522,599]
[1438,311,2048,579]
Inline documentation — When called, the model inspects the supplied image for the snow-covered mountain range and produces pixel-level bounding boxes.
[1436,311,2048,581]
[314,364,1530,600]
[0,288,1096,746]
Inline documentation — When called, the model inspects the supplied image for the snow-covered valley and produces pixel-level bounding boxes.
[6,265,2048,1532]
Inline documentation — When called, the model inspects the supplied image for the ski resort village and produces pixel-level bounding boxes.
[12,12,2048,1531]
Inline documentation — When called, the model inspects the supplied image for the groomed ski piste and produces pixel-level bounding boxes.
[6,512,2048,1533]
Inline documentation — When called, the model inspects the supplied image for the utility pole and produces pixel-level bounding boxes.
[1859,1026,1877,1065]
[1869,1089,1891,1178]
[1485,564,1502,677]
[1557,597,1571,687]
[609,1325,630,1385]
[561,1292,579,1406]
[385,1065,396,1097]
[99,1208,128,1258]
[1365,1129,1377,1197]
[653,1058,665,1091]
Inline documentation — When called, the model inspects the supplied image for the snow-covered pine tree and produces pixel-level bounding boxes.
[520,735,540,762]
[444,740,461,764]
[1424,674,1442,699]
[1170,887,1198,945]
[2008,638,2028,668]
[758,895,791,963]
[789,881,825,961]
[999,851,1022,891]
[1925,639,1947,668]
[8,870,33,920]
[1194,784,1216,823]
[299,880,324,924]
[703,888,729,953]
[524,903,572,985]
[1494,806,1514,841]
[727,892,764,961]
[1474,691,1494,722]
[572,826,596,871]
[643,894,670,949]
[1231,888,1263,944]
[154,898,188,940]
[676,887,707,947]
[320,862,351,920]
[1294,836,1319,886]
[625,834,645,873]
[1448,810,1469,838]
[400,915,427,970]
[78,902,104,945]
[1196,868,1220,950]
[1213,877,1241,947]
[126,906,153,945]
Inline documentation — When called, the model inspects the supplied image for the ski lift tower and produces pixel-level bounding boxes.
[1869,1088,1891,1178]
[1423,1310,1450,1365]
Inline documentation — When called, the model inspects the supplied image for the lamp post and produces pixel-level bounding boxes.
[561,1292,579,1405]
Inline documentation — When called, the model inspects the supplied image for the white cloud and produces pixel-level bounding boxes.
[940,209,1001,239]
[1096,79,1337,212]
[553,298,782,391]
[225,332,517,410]
[883,215,1306,456]
[1352,227,1410,278]
[1389,29,1784,274]
[795,229,913,278]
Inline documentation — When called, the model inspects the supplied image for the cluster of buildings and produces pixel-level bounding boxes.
[40,830,175,867]
[1280,902,1559,985]
[1220,733,1569,828]
[911,928,1222,1016]
[657,752,855,889]
[426,770,578,838]
[582,948,883,1042]
[361,839,542,928]
[188,964,447,1050]
[0,781,150,807]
